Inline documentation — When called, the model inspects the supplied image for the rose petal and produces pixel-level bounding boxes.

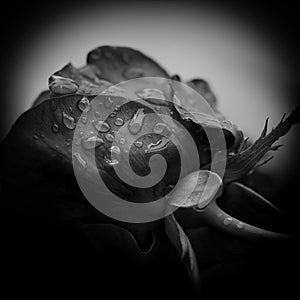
[169,170,223,209]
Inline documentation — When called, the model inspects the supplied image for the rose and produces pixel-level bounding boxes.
[1,46,299,297]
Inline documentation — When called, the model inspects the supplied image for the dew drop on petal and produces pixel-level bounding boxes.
[81,135,104,150]
[105,96,114,108]
[105,157,119,165]
[49,75,79,95]
[145,137,169,153]
[134,141,143,148]
[93,120,110,132]
[119,137,126,144]
[237,222,244,229]
[105,133,114,142]
[128,108,145,135]
[62,112,76,130]
[81,116,87,124]
[73,152,87,169]
[137,88,165,101]
[52,123,59,133]
[33,134,39,140]
[110,145,121,155]
[223,217,233,226]
[114,118,124,126]
[78,96,90,112]
[153,123,168,134]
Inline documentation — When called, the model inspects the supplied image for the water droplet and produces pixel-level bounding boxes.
[79,131,84,137]
[119,137,126,144]
[110,145,120,155]
[94,111,101,118]
[137,88,165,101]
[81,116,87,124]
[114,118,124,126]
[62,112,76,130]
[81,135,104,150]
[109,112,116,118]
[51,123,59,133]
[33,134,39,140]
[128,108,145,135]
[105,133,114,142]
[223,217,233,226]
[73,152,87,169]
[153,122,168,134]
[49,75,79,95]
[93,120,110,132]
[114,105,121,111]
[105,158,119,166]
[145,137,169,153]
[237,222,244,229]
[134,141,143,148]
[78,96,90,112]
[104,97,114,108]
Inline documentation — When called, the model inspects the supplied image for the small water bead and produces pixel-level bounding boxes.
[128,108,145,135]
[81,116,88,124]
[114,118,124,126]
[153,123,168,134]
[105,97,114,108]
[33,134,39,140]
[119,137,126,144]
[49,75,79,95]
[81,135,104,150]
[78,96,90,112]
[137,88,165,101]
[51,123,59,133]
[223,217,233,226]
[145,137,169,153]
[93,120,110,132]
[62,112,76,130]
[110,145,121,155]
[236,222,244,229]
[105,158,119,166]
[134,141,143,148]
[73,152,87,169]
[114,105,121,111]
[105,133,114,142]
[79,131,84,137]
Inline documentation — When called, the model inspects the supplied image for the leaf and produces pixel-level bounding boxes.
[204,101,300,184]
[168,170,223,209]
[165,213,201,290]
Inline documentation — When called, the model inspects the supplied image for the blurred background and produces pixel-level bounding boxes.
[1,1,299,185]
